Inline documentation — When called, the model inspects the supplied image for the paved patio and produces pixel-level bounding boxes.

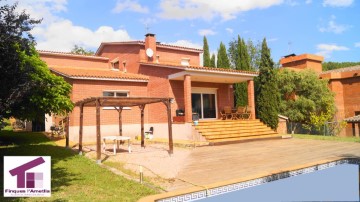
[85,138,360,192]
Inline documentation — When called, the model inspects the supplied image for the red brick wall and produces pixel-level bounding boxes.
[342,77,360,118]
[139,64,182,123]
[150,47,200,66]
[98,45,141,73]
[328,76,360,136]
[69,80,148,126]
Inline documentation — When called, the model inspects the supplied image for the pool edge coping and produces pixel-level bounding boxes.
[138,156,360,202]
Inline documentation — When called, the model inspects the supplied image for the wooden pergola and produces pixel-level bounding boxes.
[75,97,174,163]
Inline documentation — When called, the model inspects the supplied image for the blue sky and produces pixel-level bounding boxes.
[7,0,360,63]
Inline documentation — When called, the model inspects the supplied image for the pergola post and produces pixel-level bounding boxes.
[95,99,101,164]
[139,104,145,148]
[116,107,123,136]
[164,99,173,154]
[79,104,84,154]
[357,123,360,137]
[65,115,70,148]
[247,80,256,120]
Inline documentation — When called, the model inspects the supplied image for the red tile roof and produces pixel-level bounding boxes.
[95,41,202,55]
[320,65,360,75]
[50,66,149,82]
[139,62,259,76]
[38,50,109,60]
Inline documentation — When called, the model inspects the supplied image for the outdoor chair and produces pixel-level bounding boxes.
[223,106,235,120]
[242,107,251,119]
[235,106,247,119]
[145,127,154,139]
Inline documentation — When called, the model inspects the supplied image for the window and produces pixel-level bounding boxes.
[355,111,360,116]
[111,57,120,70]
[103,91,129,97]
[181,58,190,66]
[102,90,130,110]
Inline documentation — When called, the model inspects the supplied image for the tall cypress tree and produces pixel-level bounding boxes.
[203,36,211,67]
[210,54,216,67]
[217,42,230,69]
[256,38,279,130]
[234,36,251,107]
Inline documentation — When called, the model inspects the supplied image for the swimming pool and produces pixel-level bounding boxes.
[157,158,360,202]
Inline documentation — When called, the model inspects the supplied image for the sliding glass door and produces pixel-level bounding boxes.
[191,90,217,119]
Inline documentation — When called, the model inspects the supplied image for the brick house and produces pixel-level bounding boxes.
[39,33,258,143]
[280,54,360,137]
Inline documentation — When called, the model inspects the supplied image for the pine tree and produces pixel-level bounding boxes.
[217,42,230,69]
[203,36,211,67]
[210,54,216,67]
[255,38,279,130]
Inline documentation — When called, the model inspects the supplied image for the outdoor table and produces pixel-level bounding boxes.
[102,136,132,155]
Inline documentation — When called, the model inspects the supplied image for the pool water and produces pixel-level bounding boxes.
[200,164,358,202]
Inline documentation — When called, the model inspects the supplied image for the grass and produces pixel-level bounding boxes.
[293,134,360,143]
[0,129,157,201]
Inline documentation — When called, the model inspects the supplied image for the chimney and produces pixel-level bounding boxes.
[145,33,156,62]
[279,54,324,73]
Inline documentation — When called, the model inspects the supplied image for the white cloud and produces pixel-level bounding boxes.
[33,20,131,52]
[9,0,133,52]
[7,0,68,25]
[286,0,299,6]
[355,42,360,48]
[316,43,349,58]
[323,0,353,7]
[268,38,279,42]
[318,15,351,34]
[226,28,234,34]
[112,0,149,13]
[158,0,284,21]
[198,29,216,36]
[166,40,202,49]
[305,0,312,4]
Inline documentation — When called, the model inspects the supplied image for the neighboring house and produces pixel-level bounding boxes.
[280,54,360,137]
[39,33,258,142]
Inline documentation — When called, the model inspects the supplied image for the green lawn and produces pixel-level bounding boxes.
[293,134,360,143]
[0,130,156,201]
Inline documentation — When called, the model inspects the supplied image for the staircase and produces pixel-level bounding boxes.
[194,119,281,144]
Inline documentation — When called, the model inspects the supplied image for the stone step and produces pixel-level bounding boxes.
[193,119,279,144]
[208,134,282,143]
[201,128,276,136]
[203,131,279,139]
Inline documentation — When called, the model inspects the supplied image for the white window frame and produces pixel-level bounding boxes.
[102,90,131,110]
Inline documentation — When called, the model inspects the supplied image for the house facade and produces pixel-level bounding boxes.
[280,54,360,137]
[39,34,258,142]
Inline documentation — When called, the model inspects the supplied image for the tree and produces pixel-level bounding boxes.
[217,42,230,69]
[246,39,261,71]
[322,61,360,71]
[256,38,279,130]
[228,35,254,107]
[277,69,335,133]
[71,45,94,55]
[0,2,73,120]
[210,54,216,67]
[203,36,211,67]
